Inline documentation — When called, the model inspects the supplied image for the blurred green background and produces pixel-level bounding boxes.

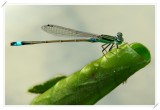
[5,5,155,105]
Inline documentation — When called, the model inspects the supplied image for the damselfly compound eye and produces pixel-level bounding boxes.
[117,32,124,42]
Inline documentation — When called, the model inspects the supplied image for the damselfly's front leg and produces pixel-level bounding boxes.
[115,42,128,54]
[116,44,118,49]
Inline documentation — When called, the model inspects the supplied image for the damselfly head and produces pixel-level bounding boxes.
[115,32,124,44]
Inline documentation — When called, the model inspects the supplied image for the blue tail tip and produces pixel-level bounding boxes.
[10,41,22,46]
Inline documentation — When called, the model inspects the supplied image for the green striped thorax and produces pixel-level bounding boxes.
[89,32,124,45]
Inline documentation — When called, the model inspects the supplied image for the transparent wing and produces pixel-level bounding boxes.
[41,24,99,38]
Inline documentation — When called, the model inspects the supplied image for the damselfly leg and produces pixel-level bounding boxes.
[101,43,111,55]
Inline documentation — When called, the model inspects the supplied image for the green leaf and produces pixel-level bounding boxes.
[28,75,66,94]
[30,42,151,105]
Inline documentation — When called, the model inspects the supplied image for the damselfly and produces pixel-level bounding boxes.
[10,24,124,54]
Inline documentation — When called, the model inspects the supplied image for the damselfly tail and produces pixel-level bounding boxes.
[10,39,91,46]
